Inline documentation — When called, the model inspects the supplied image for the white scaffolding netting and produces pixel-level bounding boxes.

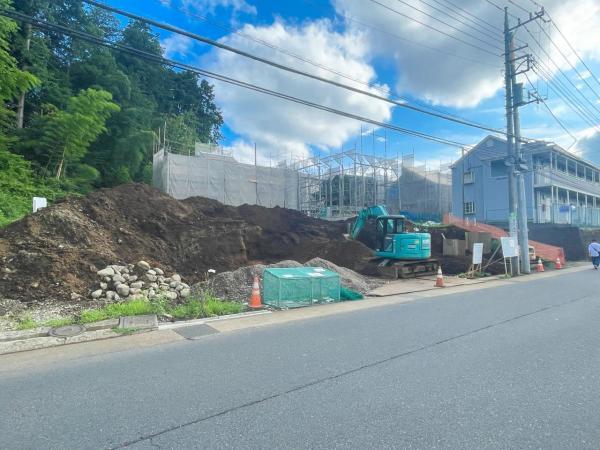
[153,150,300,208]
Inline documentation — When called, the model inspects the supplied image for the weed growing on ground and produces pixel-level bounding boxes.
[202,297,243,316]
[44,317,75,328]
[79,308,109,324]
[112,327,141,335]
[13,294,242,331]
[16,315,37,330]
[164,295,242,320]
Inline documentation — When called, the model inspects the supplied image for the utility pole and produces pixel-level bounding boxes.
[503,6,546,274]
[503,8,519,274]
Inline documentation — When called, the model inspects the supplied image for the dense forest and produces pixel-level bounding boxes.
[0,0,223,226]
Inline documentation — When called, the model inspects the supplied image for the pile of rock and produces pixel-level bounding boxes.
[84,260,191,302]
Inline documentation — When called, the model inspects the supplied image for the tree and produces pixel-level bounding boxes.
[0,0,38,144]
[34,88,120,179]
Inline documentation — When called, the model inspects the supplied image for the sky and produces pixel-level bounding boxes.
[108,0,600,168]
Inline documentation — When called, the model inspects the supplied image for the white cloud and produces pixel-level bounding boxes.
[161,34,194,58]
[573,128,600,162]
[181,0,256,16]
[333,0,600,108]
[205,19,393,163]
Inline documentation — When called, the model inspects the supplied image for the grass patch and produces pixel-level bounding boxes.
[79,308,110,324]
[200,298,242,317]
[44,317,76,328]
[12,296,242,332]
[79,299,159,324]
[112,327,141,335]
[168,297,242,320]
[16,315,37,330]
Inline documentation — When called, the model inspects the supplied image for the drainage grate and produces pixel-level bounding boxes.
[174,324,219,340]
[49,324,86,337]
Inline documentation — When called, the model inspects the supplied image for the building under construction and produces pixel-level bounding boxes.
[153,139,452,222]
[293,150,452,221]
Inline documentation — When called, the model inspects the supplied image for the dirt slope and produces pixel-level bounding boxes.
[0,184,373,304]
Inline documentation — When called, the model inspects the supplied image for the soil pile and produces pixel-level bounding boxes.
[201,258,381,302]
[0,184,374,305]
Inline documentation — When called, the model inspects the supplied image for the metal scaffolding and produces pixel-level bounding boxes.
[293,148,452,221]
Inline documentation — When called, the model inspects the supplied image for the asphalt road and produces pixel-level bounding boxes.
[2,269,600,449]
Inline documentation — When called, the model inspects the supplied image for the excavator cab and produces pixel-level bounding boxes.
[376,216,405,253]
[375,215,431,261]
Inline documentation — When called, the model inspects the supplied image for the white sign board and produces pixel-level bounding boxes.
[500,236,519,258]
[472,243,484,265]
[32,197,47,213]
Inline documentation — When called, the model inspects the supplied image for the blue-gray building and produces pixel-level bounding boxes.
[452,135,600,227]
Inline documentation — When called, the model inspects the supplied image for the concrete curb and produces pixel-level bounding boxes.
[0,264,589,356]
[0,310,270,355]
[158,310,272,331]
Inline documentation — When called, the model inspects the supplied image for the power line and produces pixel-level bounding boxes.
[533,64,600,132]
[546,13,600,89]
[391,0,503,51]
[415,0,501,43]
[507,0,530,15]
[298,0,501,68]
[367,0,501,56]
[523,72,578,147]
[162,1,502,134]
[81,0,519,138]
[523,25,600,122]
[535,20,600,103]
[533,62,600,129]
[0,8,473,149]
[484,0,519,20]
[434,0,502,33]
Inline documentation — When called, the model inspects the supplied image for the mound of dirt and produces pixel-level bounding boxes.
[304,258,382,294]
[201,258,381,303]
[0,184,374,306]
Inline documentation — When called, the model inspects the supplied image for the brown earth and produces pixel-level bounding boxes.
[0,184,374,305]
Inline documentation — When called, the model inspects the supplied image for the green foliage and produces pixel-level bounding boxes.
[12,295,242,331]
[78,295,242,324]
[112,327,141,335]
[0,1,224,225]
[45,317,75,328]
[16,314,36,330]
[79,299,158,323]
[0,147,65,226]
[0,0,39,104]
[78,308,108,324]
[169,296,242,320]
[33,88,120,178]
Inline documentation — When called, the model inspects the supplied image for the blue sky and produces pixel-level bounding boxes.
[107,0,600,167]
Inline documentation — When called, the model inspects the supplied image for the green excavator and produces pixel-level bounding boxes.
[350,205,439,278]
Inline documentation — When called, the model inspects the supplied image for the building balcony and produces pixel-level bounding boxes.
[533,168,600,197]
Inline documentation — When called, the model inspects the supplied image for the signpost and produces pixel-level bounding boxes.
[500,236,519,276]
[467,242,484,278]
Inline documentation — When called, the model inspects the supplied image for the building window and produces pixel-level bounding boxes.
[464,202,475,215]
[463,171,474,184]
[490,159,507,177]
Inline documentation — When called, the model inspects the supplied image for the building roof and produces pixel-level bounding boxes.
[452,135,600,171]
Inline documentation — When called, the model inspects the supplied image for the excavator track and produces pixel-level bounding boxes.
[376,258,439,279]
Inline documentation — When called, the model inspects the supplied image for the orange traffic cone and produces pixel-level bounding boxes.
[435,266,445,287]
[249,275,262,309]
[555,257,562,269]
[536,258,544,272]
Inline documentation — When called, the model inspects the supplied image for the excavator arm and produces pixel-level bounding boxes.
[350,205,389,239]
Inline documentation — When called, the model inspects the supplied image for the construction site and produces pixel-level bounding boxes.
[0,171,569,330]
[153,133,452,222]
